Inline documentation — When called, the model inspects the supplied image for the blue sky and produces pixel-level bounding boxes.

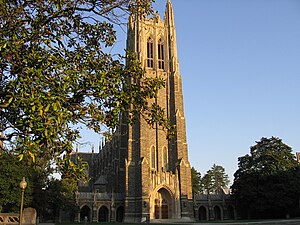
[79,0,300,183]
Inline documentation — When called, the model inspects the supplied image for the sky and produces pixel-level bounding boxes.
[78,0,300,183]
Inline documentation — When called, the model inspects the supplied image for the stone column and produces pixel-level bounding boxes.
[92,205,98,222]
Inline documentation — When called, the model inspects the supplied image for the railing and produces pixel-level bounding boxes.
[0,213,19,225]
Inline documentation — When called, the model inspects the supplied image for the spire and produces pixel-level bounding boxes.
[164,0,175,26]
[164,0,179,73]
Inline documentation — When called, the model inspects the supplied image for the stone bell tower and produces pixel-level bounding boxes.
[123,0,194,222]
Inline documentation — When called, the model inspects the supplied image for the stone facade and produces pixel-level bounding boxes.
[194,193,236,221]
[72,0,194,223]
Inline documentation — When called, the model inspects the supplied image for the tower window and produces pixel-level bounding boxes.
[147,37,154,68]
[162,147,168,171]
[156,148,159,170]
[158,39,164,70]
[151,146,156,169]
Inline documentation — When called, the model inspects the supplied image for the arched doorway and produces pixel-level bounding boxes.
[198,206,207,221]
[214,205,221,220]
[80,205,91,222]
[116,206,124,222]
[227,205,234,220]
[153,188,172,219]
[98,206,109,222]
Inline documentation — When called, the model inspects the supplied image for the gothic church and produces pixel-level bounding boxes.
[72,0,194,222]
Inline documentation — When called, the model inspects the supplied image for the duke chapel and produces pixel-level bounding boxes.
[70,0,235,223]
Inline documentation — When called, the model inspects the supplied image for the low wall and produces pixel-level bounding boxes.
[0,208,36,225]
[0,213,19,225]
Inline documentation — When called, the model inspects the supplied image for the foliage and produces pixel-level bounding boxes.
[0,0,174,179]
[0,150,78,217]
[0,149,57,214]
[0,151,31,212]
[201,164,230,194]
[208,164,230,193]
[201,173,212,194]
[231,137,300,219]
[237,137,297,176]
[191,167,201,194]
[191,165,230,195]
[26,157,56,217]
[41,178,77,221]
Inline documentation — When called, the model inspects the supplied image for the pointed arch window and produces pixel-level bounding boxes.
[158,39,165,70]
[147,37,154,68]
[151,146,156,169]
[156,148,159,170]
[162,147,168,171]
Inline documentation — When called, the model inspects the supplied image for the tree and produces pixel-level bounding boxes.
[0,149,55,214]
[41,178,78,222]
[191,167,201,195]
[0,152,31,212]
[207,164,230,194]
[202,164,230,194]
[0,0,173,179]
[231,137,300,219]
[26,157,54,218]
[201,173,212,194]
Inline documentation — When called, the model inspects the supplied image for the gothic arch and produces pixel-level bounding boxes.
[147,36,154,42]
[227,205,235,220]
[213,205,222,220]
[157,36,164,43]
[157,32,164,41]
[152,184,175,196]
[116,206,124,222]
[146,37,154,68]
[98,205,109,222]
[150,186,174,219]
[150,145,156,170]
[198,205,207,221]
[157,38,165,69]
[80,205,91,222]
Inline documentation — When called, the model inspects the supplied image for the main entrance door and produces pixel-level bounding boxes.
[153,188,172,219]
[161,199,168,219]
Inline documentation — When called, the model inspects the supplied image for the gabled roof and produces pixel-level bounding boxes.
[94,175,108,185]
